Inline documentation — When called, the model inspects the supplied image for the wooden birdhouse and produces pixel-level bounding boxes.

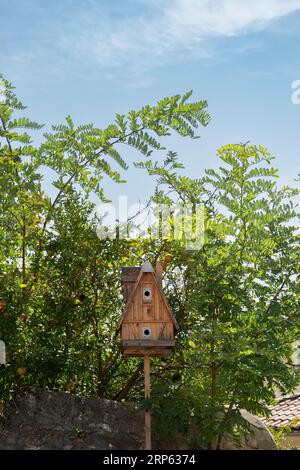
[117,260,179,357]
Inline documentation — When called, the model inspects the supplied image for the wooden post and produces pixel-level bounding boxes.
[155,260,163,287]
[144,355,151,450]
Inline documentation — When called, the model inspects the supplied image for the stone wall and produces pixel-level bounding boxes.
[0,389,276,450]
[154,409,276,450]
[0,389,144,450]
[218,410,277,450]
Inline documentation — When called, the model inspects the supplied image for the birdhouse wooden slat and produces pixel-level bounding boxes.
[118,261,178,357]
[121,267,141,303]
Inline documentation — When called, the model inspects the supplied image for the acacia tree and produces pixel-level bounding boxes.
[0,75,210,400]
[144,144,300,447]
[1,74,300,448]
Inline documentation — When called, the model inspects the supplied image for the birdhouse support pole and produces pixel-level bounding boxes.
[144,355,151,450]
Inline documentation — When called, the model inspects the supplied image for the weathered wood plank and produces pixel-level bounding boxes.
[123,348,173,357]
[122,340,175,347]
[121,267,141,282]
[123,320,173,324]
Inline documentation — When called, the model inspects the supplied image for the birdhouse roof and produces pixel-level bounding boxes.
[140,260,155,273]
[117,261,179,332]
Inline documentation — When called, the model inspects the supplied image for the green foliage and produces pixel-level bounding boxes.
[145,381,192,439]
[1,75,300,449]
[0,75,209,404]
[39,91,210,201]
[268,419,300,450]
[144,143,300,447]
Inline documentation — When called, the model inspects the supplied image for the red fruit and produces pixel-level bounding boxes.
[0,300,5,310]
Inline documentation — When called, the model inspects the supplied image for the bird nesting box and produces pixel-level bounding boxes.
[117,261,178,357]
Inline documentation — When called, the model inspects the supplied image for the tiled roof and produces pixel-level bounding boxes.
[264,394,300,430]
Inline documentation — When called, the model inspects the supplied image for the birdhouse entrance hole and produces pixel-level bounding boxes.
[143,287,152,302]
[143,327,152,338]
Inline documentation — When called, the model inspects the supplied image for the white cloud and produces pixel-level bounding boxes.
[59,0,300,68]
[164,0,300,40]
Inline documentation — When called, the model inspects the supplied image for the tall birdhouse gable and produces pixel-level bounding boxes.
[118,262,178,357]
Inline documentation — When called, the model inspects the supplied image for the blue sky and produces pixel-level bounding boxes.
[1,0,300,207]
